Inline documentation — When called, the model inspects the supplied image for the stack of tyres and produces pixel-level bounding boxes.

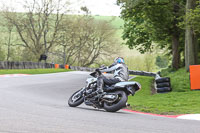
[155,77,172,93]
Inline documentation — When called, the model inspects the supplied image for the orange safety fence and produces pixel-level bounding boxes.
[65,65,69,69]
[55,64,59,69]
[190,65,200,90]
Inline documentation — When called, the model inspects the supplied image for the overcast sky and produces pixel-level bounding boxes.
[0,0,121,16]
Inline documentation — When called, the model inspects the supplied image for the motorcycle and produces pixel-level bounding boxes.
[68,70,141,112]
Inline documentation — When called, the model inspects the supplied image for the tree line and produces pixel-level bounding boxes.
[0,0,119,67]
[117,0,200,71]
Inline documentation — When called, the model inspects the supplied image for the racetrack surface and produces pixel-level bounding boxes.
[0,71,200,133]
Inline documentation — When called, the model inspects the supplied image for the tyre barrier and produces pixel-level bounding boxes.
[155,77,170,83]
[156,82,170,88]
[157,87,172,93]
[155,75,172,93]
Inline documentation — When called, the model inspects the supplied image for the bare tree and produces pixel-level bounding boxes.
[56,13,119,67]
[0,21,14,61]
[0,45,5,61]
[0,12,23,61]
[1,0,69,61]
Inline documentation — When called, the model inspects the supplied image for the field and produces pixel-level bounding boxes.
[93,16,124,29]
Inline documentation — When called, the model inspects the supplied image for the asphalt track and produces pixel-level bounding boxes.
[0,71,200,133]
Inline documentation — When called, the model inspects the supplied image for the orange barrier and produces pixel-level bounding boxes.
[190,65,200,90]
[55,64,59,69]
[65,65,69,69]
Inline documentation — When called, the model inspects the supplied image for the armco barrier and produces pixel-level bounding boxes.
[0,61,54,69]
[129,70,156,77]
[69,66,95,72]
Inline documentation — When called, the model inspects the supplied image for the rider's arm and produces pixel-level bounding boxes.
[99,63,122,73]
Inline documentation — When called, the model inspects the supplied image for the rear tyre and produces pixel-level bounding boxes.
[68,89,84,107]
[103,91,127,112]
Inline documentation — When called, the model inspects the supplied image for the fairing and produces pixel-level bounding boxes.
[114,81,141,89]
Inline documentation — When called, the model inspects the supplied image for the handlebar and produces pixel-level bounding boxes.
[90,69,102,78]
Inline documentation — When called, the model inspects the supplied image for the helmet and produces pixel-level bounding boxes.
[114,57,124,64]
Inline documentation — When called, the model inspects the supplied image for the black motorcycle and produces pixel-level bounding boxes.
[68,71,141,112]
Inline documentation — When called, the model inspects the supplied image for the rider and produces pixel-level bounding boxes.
[89,57,129,97]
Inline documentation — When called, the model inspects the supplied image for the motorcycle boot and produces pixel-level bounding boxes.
[88,76,104,98]
[96,76,104,94]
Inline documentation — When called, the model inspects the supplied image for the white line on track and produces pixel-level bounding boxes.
[0,74,30,77]
[177,114,200,121]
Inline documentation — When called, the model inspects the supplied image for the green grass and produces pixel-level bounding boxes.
[128,69,200,115]
[94,16,124,43]
[0,69,72,75]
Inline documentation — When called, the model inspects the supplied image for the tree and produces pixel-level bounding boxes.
[156,55,169,68]
[0,21,17,61]
[117,0,185,69]
[0,45,5,61]
[1,0,69,61]
[185,0,199,71]
[0,12,24,61]
[55,10,119,67]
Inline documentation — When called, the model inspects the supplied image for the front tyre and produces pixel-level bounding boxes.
[68,89,84,107]
[103,91,127,112]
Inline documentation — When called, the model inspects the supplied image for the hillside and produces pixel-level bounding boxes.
[93,15,124,29]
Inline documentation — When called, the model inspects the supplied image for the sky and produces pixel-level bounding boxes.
[0,0,121,16]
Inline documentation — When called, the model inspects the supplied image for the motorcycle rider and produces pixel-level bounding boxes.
[89,57,129,97]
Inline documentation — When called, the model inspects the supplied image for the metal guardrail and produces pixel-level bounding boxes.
[69,66,158,77]
[69,66,95,72]
[0,61,54,69]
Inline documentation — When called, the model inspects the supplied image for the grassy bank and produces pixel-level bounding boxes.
[128,68,200,115]
[0,69,72,75]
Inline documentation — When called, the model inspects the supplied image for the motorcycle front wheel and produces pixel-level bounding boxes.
[68,89,84,107]
[103,90,127,112]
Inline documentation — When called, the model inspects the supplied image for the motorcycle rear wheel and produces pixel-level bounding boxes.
[68,89,84,107]
[103,91,127,112]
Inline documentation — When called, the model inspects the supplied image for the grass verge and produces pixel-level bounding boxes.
[0,69,72,75]
[128,68,200,115]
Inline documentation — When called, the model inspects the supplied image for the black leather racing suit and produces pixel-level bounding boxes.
[96,62,129,93]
